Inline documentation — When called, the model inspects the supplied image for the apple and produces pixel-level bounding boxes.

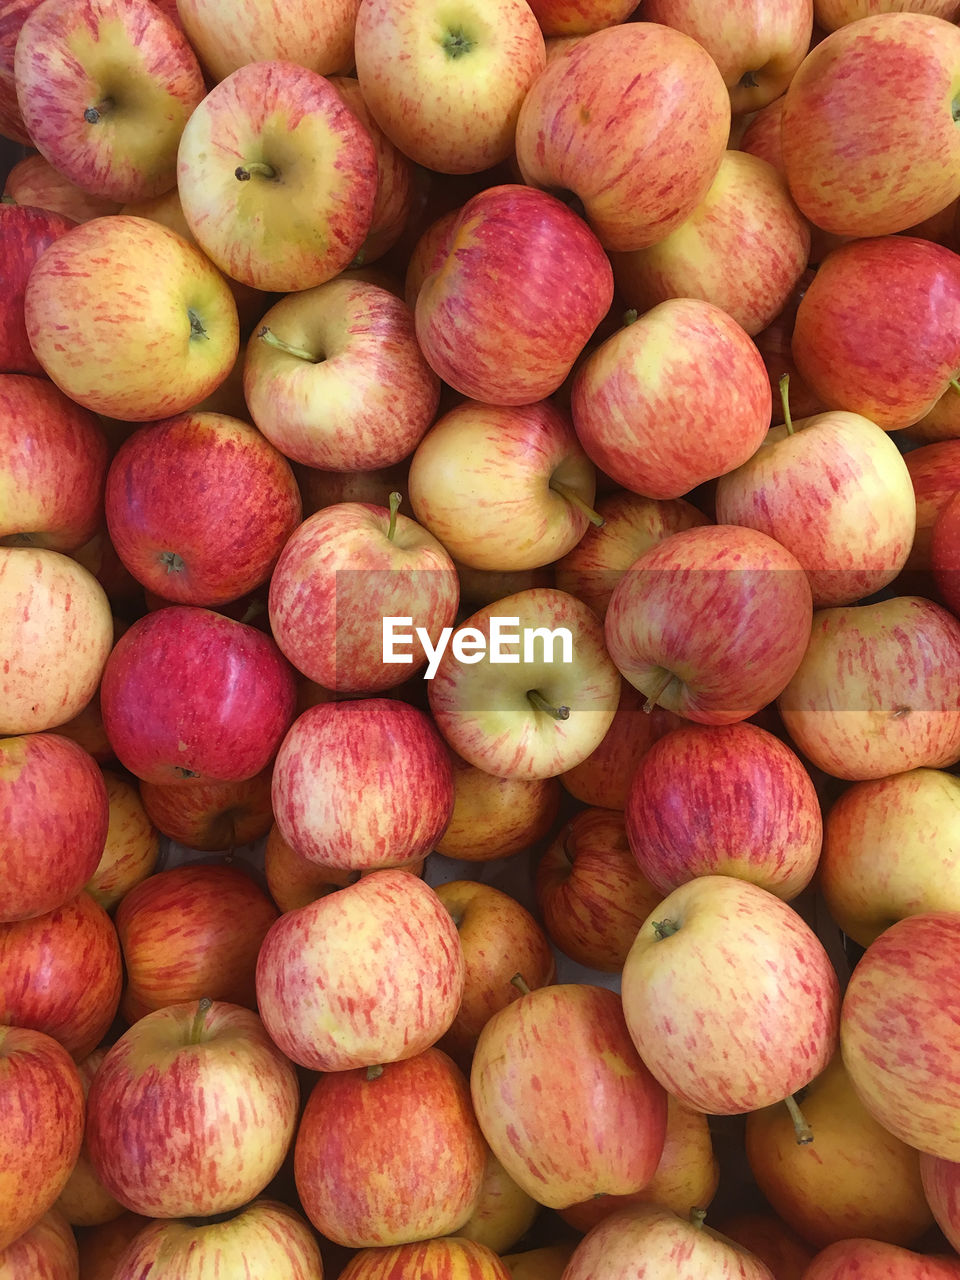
[604,524,813,725]
[296,459,411,516]
[428,586,621,780]
[55,1048,122,1228]
[562,1204,776,1280]
[0,204,76,374]
[86,998,300,1218]
[933,489,960,615]
[739,95,786,173]
[244,278,439,470]
[0,732,109,923]
[571,299,772,499]
[782,15,960,237]
[53,689,113,766]
[514,23,730,251]
[746,1053,933,1249]
[434,752,561,861]
[560,1094,720,1232]
[921,1152,960,1253]
[263,821,359,912]
[560,678,684,810]
[84,769,160,911]
[625,721,822,900]
[354,0,545,174]
[0,890,122,1059]
[111,1200,325,1279]
[105,411,301,606]
[100,605,297,785]
[177,60,378,292]
[526,0,637,34]
[404,207,459,309]
[271,699,454,870]
[295,1047,486,1247]
[903,440,960,580]
[800,1240,960,1279]
[457,1148,539,1254]
[338,1238,512,1280]
[502,1244,577,1279]
[0,1026,84,1251]
[138,769,273,852]
[714,1214,814,1280]
[24,214,239,422]
[116,862,279,1022]
[752,272,827,429]
[536,806,664,972]
[256,868,464,1072]
[816,0,960,26]
[841,911,960,1160]
[471,983,668,1209]
[14,0,205,202]
[791,237,960,431]
[176,0,357,80]
[621,876,840,1114]
[1,152,121,220]
[0,0,41,144]
[715,405,917,607]
[777,596,960,780]
[434,879,556,1063]
[0,1208,79,1278]
[415,184,613,405]
[0,546,113,736]
[75,1212,151,1280]
[910,385,960,444]
[69,527,143,612]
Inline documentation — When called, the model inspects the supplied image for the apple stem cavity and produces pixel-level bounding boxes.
[689,1208,708,1230]
[441,26,475,58]
[366,1064,384,1081]
[0,195,15,205]
[784,1093,814,1145]
[83,98,113,124]
[549,476,604,527]
[189,997,213,1044]
[779,373,795,435]
[643,669,677,714]
[386,491,402,542]
[652,918,680,940]
[511,973,532,996]
[527,689,571,720]
[235,161,278,182]
[257,326,320,363]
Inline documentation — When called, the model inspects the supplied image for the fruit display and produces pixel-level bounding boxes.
[5,1,960,1277]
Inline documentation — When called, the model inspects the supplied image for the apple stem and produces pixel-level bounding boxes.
[235,161,277,182]
[623,309,639,326]
[549,476,604,527]
[386,491,402,542]
[780,373,794,435]
[511,973,531,996]
[366,1064,384,1081]
[643,670,676,714]
[0,194,15,205]
[256,326,319,363]
[690,1208,707,1230]
[527,689,571,720]
[83,99,112,124]
[189,997,213,1044]
[784,1093,814,1145]
[950,378,960,397]
[652,918,680,940]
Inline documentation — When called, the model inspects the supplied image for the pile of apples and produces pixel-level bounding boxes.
[7,0,960,1275]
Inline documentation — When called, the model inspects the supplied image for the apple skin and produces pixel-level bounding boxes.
[354,0,546,175]
[256,868,464,1073]
[605,524,813,725]
[502,1243,577,1279]
[714,1214,813,1280]
[801,1240,960,1279]
[841,911,960,1161]
[0,890,122,1060]
[105,411,302,606]
[263,821,360,912]
[0,0,42,144]
[457,1148,539,1255]
[0,1208,79,1278]
[85,770,160,911]
[267,500,459,692]
[55,1048,122,1228]
[816,0,960,26]
[428,587,621,780]
[408,398,597,573]
[904,440,960,578]
[271,699,454,870]
[294,1048,487,1247]
[177,0,357,80]
[0,1026,85,1252]
[338,1237,512,1280]
[554,490,710,620]
[526,0,635,34]
[138,768,274,852]
[434,879,556,1063]
[0,732,109,923]
[622,876,840,1114]
[100,605,297,785]
[415,185,613,405]
[625,721,822,901]
[515,23,730,252]
[933,489,960,615]
[571,298,771,499]
[2,152,122,221]
[0,205,76,375]
[791,237,960,431]
[0,547,113,736]
[777,596,960,781]
[177,60,378,292]
[75,1212,152,1280]
[782,15,960,238]
[434,753,561,861]
[559,1094,719,1233]
[536,807,664,972]
[111,1199,325,1280]
[562,1205,776,1280]
[116,862,279,1023]
[24,215,239,422]
[470,983,668,1210]
[820,768,960,947]
[244,278,439,471]
[920,1152,960,1253]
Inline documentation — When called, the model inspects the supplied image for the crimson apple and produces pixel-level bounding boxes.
[138,769,273,852]
[0,204,75,374]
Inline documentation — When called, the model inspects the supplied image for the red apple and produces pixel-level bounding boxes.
[801,1240,960,1279]
[0,205,76,374]
[339,1238,512,1280]
[138,768,273,852]
[933,489,960,615]
[55,1048,122,1228]
[2,153,121,220]
[921,1152,960,1253]
[0,1208,79,1277]
[176,0,357,79]
[904,439,960,580]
